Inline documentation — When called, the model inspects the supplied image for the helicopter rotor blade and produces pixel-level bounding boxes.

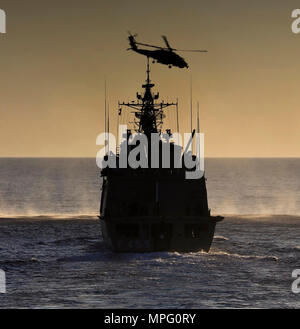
[135,42,163,49]
[128,31,138,38]
[162,35,173,50]
[130,34,208,53]
[174,49,208,52]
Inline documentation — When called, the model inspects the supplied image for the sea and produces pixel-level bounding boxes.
[0,158,299,308]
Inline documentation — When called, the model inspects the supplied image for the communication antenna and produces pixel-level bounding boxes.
[176,98,179,133]
[107,101,110,154]
[197,101,200,134]
[117,105,120,154]
[104,78,110,154]
[190,75,193,133]
[104,79,107,136]
[197,101,200,159]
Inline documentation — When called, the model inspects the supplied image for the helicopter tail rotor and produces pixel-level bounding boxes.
[128,31,138,50]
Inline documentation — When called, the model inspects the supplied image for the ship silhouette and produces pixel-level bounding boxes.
[99,59,223,252]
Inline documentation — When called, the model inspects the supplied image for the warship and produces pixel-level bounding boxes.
[99,56,223,253]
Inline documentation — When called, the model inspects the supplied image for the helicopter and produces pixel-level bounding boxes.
[127,33,207,69]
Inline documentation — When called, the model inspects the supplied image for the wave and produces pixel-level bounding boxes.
[270,246,300,253]
[207,250,279,261]
[214,235,229,241]
[0,258,40,267]
[50,236,96,246]
[58,248,280,265]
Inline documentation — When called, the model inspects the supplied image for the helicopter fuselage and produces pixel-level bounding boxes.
[133,48,188,69]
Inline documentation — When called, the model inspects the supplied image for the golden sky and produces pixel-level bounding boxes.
[0,0,300,157]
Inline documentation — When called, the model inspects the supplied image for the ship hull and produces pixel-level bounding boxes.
[100,216,222,253]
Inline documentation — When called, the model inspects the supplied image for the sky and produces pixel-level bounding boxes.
[0,0,300,157]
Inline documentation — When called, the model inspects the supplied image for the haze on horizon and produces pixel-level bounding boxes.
[0,0,300,158]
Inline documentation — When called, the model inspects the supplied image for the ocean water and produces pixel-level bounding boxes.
[0,158,299,308]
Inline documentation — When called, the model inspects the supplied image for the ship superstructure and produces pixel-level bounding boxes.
[99,60,223,252]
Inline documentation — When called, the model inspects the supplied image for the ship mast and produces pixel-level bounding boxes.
[118,57,177,140]
[139,57,157,136]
